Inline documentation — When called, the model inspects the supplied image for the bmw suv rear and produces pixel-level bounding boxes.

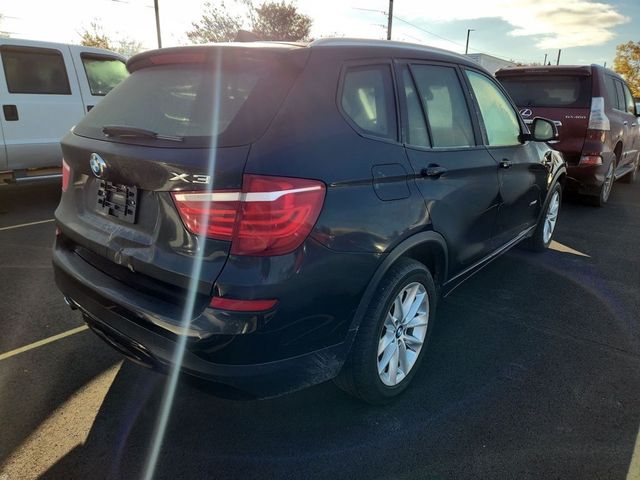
[497,65,640,206]
[54,40,565,404]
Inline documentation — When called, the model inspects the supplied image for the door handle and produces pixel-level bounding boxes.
[2,104,18,121]
[632,123,637,127]
[421,164,447,178]
[499,159,512,169]
[624,121,629,126]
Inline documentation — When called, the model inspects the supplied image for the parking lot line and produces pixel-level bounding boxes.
[0,218,55,232]
[0,325,89,361]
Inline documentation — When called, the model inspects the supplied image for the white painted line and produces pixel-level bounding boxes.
[0,218,55,232]
[0,325,89,361]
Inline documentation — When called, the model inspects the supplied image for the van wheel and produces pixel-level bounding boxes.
[588,160,615,207]
[621,155,638,184]
[527,182,562,252]
[334,258,436,404]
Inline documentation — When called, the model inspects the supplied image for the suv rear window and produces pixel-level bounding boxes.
[74,52,300,148]
[499,75,591,108]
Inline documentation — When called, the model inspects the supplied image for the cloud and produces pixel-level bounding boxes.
[302,0,629,50]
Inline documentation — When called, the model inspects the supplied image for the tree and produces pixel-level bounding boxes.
[252,1,311,42]
[186,0,312,44]
[186,1,244,44]
[614,41,640,97]
[80,20,144,57]
[80,21,112,50]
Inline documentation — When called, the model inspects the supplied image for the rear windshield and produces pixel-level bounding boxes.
[74,51,299,148]
[499,75,592,108]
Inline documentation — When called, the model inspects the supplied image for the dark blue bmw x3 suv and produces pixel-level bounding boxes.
[53,39,566,404]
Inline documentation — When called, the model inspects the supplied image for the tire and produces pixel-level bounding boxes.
[587,160,615,207]
[334,258,437,404]
[621,154,638,184]
[527,182,562,252]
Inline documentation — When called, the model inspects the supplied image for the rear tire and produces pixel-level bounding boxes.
[334,258,437,405]
[587,160,615,207]
[527,182,562,252]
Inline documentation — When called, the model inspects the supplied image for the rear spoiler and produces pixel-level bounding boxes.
[496,66,592,77]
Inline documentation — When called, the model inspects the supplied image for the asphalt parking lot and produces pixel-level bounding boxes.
[1,179,639,480]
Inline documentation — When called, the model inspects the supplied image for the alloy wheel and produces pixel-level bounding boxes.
[377,282,429,386]
[543,190,560,244]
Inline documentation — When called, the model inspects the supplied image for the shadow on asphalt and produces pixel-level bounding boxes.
[40,245,640,479]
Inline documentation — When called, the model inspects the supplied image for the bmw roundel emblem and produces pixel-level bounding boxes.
[89,153,107,178]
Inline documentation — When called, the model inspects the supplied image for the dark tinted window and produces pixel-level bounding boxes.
[341,65,397,140]
[410,65,474,148]
[401,67,429,147]
[75,52,299,147]
[1,45,71,94]
[81,55,128,96]
[615,80,626,111]
[604,76,620,109]
[499,75,591,108]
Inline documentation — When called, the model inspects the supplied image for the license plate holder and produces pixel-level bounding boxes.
[97,181,138,224]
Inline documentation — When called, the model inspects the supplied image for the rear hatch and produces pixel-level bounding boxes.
[57,45,306,307]
[497,68,592,164]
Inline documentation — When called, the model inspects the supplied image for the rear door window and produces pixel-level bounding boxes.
[466,70,521,147]
[341,65,397,140]
[1,45,71,94]
[81,55,128,96]
[409,64,475,148]
[400,67,430,147]
[499,75,591,108]
[614,81,626,111]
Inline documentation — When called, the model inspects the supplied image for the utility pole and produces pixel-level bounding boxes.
[154,0,162,48]
[543,53,547,65]
[387,0,394,40]
[556,49,561,65]
[465,29,474,54]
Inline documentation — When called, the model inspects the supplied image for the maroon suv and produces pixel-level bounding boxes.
[497,65,640,206]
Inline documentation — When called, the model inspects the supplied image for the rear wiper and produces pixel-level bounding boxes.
[102,125,183,142]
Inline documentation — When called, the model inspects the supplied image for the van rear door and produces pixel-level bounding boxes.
[0,40,85,171]
[497,70,592,164]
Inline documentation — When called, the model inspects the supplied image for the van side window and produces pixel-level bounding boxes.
[622,82,636,114]
[81,55,128,96]
[400,67,430,147]
[341,65,397,140]
[466,70,521,147]
[0,45,71,95]
[410,65,474,148]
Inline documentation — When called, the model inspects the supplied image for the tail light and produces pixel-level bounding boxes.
[579,155,603,166]
[587,97,610,142]
[62,159,70,192]
[172,174,326,256]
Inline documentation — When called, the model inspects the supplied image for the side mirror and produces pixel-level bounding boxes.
[529,117,558,142]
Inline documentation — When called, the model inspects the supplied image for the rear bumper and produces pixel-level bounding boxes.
[52,237,364,397]
[565,163,609,196]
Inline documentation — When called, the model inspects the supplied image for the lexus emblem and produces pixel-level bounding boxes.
[519,108,533,118]
[89,153,107,178]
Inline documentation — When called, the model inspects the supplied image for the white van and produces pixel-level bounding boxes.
[0,38,128,183]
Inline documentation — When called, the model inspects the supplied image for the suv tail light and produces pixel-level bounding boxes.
[172,174,326,256]
[62,159,70,192]
[579,155,603,166]
[587,97,610,133]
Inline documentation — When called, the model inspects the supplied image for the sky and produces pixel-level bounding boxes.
[0,0,638,66]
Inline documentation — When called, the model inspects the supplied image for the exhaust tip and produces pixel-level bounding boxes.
[63,296,78,310]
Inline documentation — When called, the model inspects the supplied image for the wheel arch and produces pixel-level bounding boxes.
[348,231,448,333]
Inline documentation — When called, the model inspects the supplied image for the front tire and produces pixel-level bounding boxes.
[334,258,437,404]
[527,182,562,252]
